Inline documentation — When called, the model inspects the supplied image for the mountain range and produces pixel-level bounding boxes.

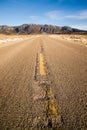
[0,24,87,34]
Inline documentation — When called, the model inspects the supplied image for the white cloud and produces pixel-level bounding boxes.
[45,10,63,20]
[66,10,87,19]
[29,16,40,20]
[29,10,63,22]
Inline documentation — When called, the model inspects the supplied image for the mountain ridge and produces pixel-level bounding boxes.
[0,24,87,34]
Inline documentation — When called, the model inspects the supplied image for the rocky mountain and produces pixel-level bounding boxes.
[0,24,87,34]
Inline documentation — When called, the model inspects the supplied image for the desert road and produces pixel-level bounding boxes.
[0,35,87,130]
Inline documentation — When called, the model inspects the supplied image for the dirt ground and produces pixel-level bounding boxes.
[0,35,87,130]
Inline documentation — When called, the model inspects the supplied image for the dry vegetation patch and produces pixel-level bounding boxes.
[0,34,32,44]
[49,34,87,45]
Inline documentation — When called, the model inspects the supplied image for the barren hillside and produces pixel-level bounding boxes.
[0,24,87,34]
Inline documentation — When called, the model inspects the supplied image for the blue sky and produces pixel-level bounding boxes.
[0,0,87,30]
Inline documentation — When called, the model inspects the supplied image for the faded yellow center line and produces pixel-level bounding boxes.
[47,88,57,115]
[48,99,57,116]
[39,53,46,76]
[48,87,53,95]
[39,52,57,117]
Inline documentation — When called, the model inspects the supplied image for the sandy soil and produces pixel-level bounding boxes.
[0,35,87,130]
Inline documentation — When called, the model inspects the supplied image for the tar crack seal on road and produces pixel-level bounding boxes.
[33,43,63,130]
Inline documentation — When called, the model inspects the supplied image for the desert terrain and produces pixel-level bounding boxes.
[0,34,87,130]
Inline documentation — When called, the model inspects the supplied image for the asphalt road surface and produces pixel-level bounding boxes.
[0,35,87,130]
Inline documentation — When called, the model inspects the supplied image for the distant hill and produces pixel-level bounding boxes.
[0,24,87,34]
